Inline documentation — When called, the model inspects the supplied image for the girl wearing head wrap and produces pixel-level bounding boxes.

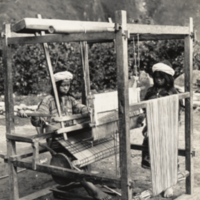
[30,71,90,130]
[17,70,92,178]
[141,60,181,198]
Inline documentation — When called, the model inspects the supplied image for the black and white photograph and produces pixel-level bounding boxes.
[0,0,199,199]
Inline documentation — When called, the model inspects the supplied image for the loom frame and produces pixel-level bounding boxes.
[1,10,195,200]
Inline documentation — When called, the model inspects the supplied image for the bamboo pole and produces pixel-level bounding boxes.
[13,160,121,188]
[36,14,67,140]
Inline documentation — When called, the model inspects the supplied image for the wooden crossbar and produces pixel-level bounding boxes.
[129,92,190,110]
[131,144,186,157]
[127,24,189,35]
[130,34,186,41]
[7,32,115,45]
[6,134,33,143]
[13,160,122,188]
[7,32,186,46]
[11,18,115,33]
[12,18,189,36]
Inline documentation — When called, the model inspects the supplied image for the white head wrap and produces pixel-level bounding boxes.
[152,63,175,76]
[54,71,73,82]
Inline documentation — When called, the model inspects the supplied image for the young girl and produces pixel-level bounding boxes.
[141,60,181,198]
[30,70,90,131]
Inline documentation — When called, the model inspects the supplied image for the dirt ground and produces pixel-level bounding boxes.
[0,110,199,200]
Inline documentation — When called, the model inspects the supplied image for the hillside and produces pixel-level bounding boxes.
[0,0,141,27]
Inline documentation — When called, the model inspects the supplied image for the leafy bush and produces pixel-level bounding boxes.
[0,38,199,96]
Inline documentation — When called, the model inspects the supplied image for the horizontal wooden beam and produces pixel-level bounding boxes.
[127,24,189,35]
[48,24,114,34]
[7,131,59,142]
[9,18,190,45]
[7,28,189,46]
[130,34,186,41]
[7,32,187,46]
[11,18,115,33]
[11,18,189,36]
[130,92,190,111]
[7,32,115,45]
[13,160,121,188]
[6,134,33,143]
[131,144,186,156]
[10,32,35,37]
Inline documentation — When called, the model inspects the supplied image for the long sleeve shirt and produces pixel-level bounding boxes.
[144,86,178,100]
[31,94,89,129]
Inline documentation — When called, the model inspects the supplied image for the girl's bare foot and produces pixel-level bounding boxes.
[81,179,111,200]
[163,187,173,198]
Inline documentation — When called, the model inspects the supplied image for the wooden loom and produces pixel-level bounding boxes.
[1,10,195,200]
[46,87,142,170]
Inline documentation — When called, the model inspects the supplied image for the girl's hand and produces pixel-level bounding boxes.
[137,114,145,127]
[17,110,28,118]
[142,125,148,137]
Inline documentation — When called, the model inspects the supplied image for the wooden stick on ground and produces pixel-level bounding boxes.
[103,185,121,196]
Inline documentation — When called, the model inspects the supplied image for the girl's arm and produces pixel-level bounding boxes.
[31,97,51,127]
[70,96,90,115]
[142,125,148,137]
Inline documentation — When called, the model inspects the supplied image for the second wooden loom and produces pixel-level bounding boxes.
[1,10,196,200]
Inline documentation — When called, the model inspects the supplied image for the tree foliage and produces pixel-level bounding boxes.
[0,38,199,96]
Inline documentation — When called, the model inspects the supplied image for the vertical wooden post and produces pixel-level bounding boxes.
[184,17,194,194]
[32,140,39,170]
[115,10,132,200]
[3,24,19,200]
[80,41,91,105]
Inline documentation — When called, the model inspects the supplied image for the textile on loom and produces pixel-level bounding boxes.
[92,88,141,141]
[51,88,143,167]
[93,88,140,125]
[146,95,179,195]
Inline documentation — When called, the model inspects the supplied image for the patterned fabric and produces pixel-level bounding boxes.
[31,94,88,128]
[146,95,179,195]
